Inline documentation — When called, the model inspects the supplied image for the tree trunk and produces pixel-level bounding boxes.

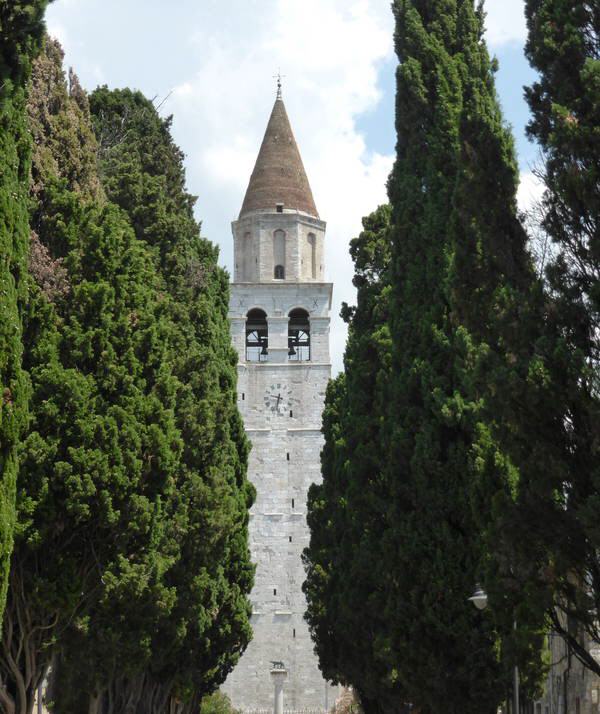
[0,565,61,714]
[89,691,101,714]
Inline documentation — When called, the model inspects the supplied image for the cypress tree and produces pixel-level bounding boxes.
[446,1,555,696]
[383,1,553,709]
[0,0,48,620]
[0,39,183,713]
[306,2,552,712]
[52,87,254,713]
[507,0,600,674]
[304,206,407,714]
[380,5,503,710]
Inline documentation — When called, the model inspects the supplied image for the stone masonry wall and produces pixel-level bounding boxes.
[222,274,337,713]
[233,211,326,284]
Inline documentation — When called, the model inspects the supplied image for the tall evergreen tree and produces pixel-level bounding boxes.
[380,5,504,710]
[0,39,184,714]
[51,87,254,713]
[304,206,407,714]
[0,0,48,620]
[507,0,600,675]
[445,1,557,695]
[307,3,552,712]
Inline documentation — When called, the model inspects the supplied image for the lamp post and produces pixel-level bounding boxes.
[468,585,520,714]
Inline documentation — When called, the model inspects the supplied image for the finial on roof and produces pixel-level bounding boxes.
[273,69,285,100]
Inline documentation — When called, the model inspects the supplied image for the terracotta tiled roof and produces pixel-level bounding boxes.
[239,97,318,218]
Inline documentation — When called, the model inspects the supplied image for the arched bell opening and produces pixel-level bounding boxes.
[246,308,268,362]
[288,308,310,362]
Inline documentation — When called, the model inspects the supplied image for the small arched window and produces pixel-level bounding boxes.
[246,309,268,362]
[274,264,285,280]
[274,229,286,278]
[288,308,310,362]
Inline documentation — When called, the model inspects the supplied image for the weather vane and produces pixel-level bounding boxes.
[273,69,286,99]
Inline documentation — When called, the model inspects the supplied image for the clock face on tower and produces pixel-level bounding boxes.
[263,383,292,416]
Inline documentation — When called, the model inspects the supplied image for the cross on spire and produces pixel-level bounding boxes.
[273,69,286,99]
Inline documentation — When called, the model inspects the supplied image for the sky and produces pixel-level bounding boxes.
[46,0,542,373]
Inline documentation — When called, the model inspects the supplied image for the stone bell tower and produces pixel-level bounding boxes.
[222,85,336,712]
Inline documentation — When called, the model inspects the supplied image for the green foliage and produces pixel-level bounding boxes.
[51,86,255,712]
[1,40,253,714]
[508,0,600,674]
[383,2,551,709]
[385,1,555,708]
[306,2,552,713]
[0,0,48,622]
[381,8,503,705]
[4,139,182,714]
[304,207,403,714]
[27,36,102,201]
[200,691,238,714]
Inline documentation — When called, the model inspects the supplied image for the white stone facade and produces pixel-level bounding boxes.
[222,208,337,712]
[534,627,600,714]
[233,210,326,285]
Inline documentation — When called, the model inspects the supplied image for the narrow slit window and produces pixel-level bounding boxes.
[273,588,277,596]
[308,233,317,279]
[242,232,253,280]
[289,536,292,543]
[293,628,296,638]
[289,409,293,417]
[273,229,285,279]
[286,453,290,461]
[292,499,295,509]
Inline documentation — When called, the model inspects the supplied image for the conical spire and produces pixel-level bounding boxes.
[240,96,318,218]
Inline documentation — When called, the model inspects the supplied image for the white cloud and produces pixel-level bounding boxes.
[168,0,395,373]
[46,1,107,86]
[46,20,68,48]
[485,0,527,47]
[518,171,545,213]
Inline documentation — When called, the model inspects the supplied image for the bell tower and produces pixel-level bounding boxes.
[223,89,336,712]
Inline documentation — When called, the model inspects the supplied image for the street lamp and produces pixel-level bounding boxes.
[468,585,520,714]
[468,584,488,611]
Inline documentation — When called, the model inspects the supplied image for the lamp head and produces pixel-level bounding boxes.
[468,585,488,611]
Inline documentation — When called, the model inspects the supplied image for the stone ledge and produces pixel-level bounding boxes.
[237,362,332,368]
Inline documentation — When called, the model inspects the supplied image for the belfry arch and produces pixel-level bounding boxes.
[288,308,310,361]
[245,308,268,362]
